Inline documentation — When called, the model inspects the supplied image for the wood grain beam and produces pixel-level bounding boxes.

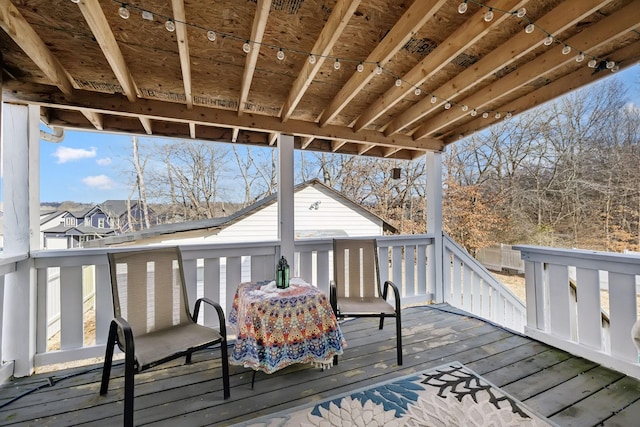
[358,144,374,155]
[3,82,443,151]
[444,40,640,145]
[238,0,272,115]
[81,110,103,130]
[301,136,314,149]
[189,122,196,138]
[268,132,278,146]
[78,0,138,102]
[383,146,401,158]
[384,0,614,136]
[318,0,447,127]
[413,1,640,139]
[232,127,240,142]
[354,0,528,132]
[0,0,73,95]
[281,0,361,122]
[139,116,152,134]
[331,140,348,152]
[171,0,193,109]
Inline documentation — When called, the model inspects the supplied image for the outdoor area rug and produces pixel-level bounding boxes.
[234,362,556,426]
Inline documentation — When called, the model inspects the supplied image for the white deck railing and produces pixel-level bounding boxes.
[444,235,526,333]
[514,245,640,379]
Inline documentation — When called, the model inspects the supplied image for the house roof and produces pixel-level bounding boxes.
[90,179,396,245]
[98,200,139,217]
[2,1,637,159]
[43,224,115,236]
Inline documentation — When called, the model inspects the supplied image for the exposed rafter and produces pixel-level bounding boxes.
[139,116,152,135]
[78,0,138,102]
[238,0,272,116]
[319,0,448,127]
[81,110,103,130]
[301,136,314,149]
[171,0,193,109]
[189,122,196,139]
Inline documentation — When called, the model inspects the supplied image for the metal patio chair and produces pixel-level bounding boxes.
[330,238,403,365]
[100,246,230,427]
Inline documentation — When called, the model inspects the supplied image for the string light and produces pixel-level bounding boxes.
[105,0,626,125]
[506,112,512,118]
[119,4,130,19]
[70,0,80,3]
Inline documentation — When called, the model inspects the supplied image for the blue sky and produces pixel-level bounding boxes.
[23,65,640,204]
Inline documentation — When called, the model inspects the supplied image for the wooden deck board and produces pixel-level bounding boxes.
[1,304,639,426]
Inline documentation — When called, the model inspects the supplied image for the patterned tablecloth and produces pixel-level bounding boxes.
[228,278,346,374]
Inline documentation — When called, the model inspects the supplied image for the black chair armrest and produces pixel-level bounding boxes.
[110,317,135,367]
[382,280,401,314]
[194,297,227,339]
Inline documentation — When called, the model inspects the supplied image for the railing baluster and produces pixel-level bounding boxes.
[548,264,571,340]
[60,266,84,350]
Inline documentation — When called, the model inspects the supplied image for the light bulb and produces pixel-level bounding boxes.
[458,1,468,14]
[484,9,494,22]
[470,109,477,117]
[562,45,571,55]
[308,54,316,64]
[395,78,402,87]
[606,60,615,69]
[482,112,489,118]
[444,102,451,110]
[277,49,285,61]
[544,35,553,46]
[165,20,176,32]
[525,24,535,34]
[207,30,216,42]
[575,52,585,62]
[461,105,468,112]
[333,59,340,70]
[376,64,383,75]
[243,42,251,53]
[588,58,597,68]
[119,5,130,19]
[71,0,80,3]
[495,112,501,119]
[414,87,421,96]
[506,112,512,118]
[516,8,527,18]
[431,96,437,104]
[357,63,364,72]
[611,64,619,72]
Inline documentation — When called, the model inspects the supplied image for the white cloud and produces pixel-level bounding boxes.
[52,146,97,164]
[96,157,112,166]
[82,175,115,190]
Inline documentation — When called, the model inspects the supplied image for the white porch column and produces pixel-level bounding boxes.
[426,151,444,303]
[2,103,40,377]
[277,134,295,263]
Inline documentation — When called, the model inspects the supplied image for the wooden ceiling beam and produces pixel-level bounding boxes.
[268,132,278,146]
[413,1,640,139]
[231,127,240,142]
[2,83,444,152]
[301,137,314,149]
[318,0,448,127]
[384,0,614,136]
[354,0,528,132]
[358,144,374,155]
[171,0,193,109]
[0,0,73,96]
[444,40,640,145]
[331,140,348,152]
[281,0,361,122]
[189,122,196,139]
[81,110,103,130]
[383,146,401,158]
[78,0,138,102]
[139,116,152,135]
[238,0,272,116]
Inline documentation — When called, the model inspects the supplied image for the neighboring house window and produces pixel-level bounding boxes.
[85,216,90,225]
[98,218,105,228]
[65,217,76,226]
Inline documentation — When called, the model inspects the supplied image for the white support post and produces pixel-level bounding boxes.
[277,134,295,263]
[426,151,444,303]
[2,103,40,377]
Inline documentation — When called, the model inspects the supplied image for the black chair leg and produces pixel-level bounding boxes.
[395,314,403,366]
[123,348,136,427]
[221,341,230,399]
[379,315,385,330]
[100,321,118,395]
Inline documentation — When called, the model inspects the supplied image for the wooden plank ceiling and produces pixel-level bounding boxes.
[0,0,638,159]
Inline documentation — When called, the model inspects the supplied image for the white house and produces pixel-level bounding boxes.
[90,179,396,247]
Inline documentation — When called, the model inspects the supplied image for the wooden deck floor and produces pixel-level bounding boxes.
[2,304,640,426]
